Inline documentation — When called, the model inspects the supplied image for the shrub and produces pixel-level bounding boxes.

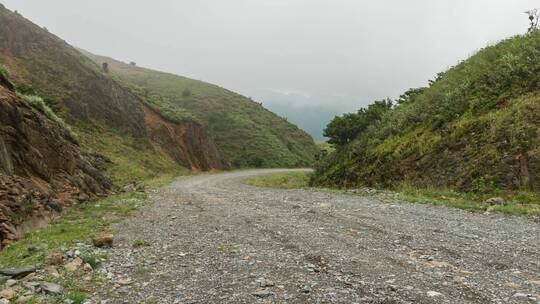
[182,88,191,98]
[132,239,151,248]
[0,64,14,90]
[67,291,87,304]
[81,254,99,269]
[247,156,265,168]
[16,92,76,138]
[123,83,197,123]
[323,99,393,146]
[0,64,9,79]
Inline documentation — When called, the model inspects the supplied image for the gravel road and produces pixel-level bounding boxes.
[93,169,540,304]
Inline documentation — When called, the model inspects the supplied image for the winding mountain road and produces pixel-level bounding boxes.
[93,169,540,304]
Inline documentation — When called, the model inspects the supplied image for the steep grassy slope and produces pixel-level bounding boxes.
[82,52,318,168]
[0,5,225,186]
[313,31,540,193]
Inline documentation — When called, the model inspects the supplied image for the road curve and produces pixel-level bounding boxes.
[93,169,540,304]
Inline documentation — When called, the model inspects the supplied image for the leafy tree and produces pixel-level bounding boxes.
[324,99,393,146]
[397,87,426,104]
[247,156,265,168]
[428,71,447,86]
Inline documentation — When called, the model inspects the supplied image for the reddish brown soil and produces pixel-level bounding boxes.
[143,105,226,171]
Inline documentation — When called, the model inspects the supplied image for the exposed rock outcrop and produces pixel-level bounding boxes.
[143,106,226,171]
[0,81,111,247]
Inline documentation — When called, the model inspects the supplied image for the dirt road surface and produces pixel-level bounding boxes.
[92,169,540,304]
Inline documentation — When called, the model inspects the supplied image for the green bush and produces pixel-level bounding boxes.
[323,99,393,146]
[81,254,99,269]
[0,64,9,79]
[124,83,197,123]
[182,87,191,97]
[16,92,76,138]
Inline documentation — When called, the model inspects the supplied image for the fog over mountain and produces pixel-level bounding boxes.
[243,89,352,140]
[2,0,537,139]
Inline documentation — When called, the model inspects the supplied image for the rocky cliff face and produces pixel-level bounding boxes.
[0,79,111,247]
[143,106,226,171]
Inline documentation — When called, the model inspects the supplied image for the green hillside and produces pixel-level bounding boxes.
[312,31,540,194]
[0,6,224,188]
[82,52,318,168]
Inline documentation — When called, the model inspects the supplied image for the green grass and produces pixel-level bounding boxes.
[132,239,151,248]
[80,50,318,168]
[395,183,540,216]
[41,269,105,304]
[125,82,198,124]
[133,266,153,276]
[16,92,76,138]
[245,171,312,189]
[0,63,9,79]
[246,172,540,216]
[81,252,107,269]
[65,291,87,304]
[75,122,189,188]
[0,191,148,268]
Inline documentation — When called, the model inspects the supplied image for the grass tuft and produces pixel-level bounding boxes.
[0,63,9,79]
[16,92,77,139]
[0,192,147,268]
[66,291,87,304]
[75,122,189,188]
[245,171,311,189]
[132,239,151,248]
[246,172,540,216]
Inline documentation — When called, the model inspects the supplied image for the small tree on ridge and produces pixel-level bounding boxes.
[102,62,109,73]
[525,9,539,32]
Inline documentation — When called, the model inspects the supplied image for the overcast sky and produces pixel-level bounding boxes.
[2,0,537,139]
